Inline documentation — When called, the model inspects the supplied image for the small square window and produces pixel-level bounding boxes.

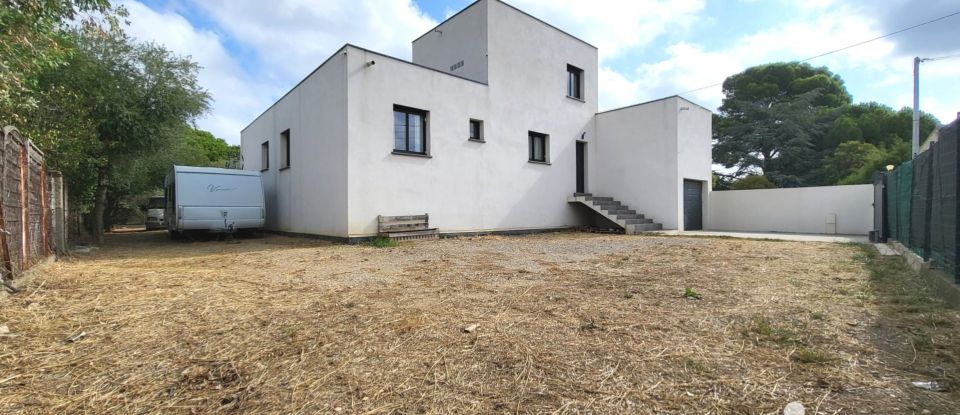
[529,131,549,163]
[280,129,291,168]
[260,141,269,171]
[469,119,483,142]
[567,64,583,100]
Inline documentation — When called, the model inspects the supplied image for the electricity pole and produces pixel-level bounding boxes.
[913,57,921,157]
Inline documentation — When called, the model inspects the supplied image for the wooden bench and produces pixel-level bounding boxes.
[377,214,438,241]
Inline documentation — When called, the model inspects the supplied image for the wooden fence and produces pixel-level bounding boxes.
[0,126,67,283]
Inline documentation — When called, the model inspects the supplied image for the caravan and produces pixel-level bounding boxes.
[164,166,265,235]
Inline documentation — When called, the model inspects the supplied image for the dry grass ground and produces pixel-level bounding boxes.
[0,230,957,414]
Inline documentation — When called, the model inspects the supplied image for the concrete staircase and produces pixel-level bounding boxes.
[568,193,663,234]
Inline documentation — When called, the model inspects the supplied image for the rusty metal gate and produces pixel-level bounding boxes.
[0,126,67,281]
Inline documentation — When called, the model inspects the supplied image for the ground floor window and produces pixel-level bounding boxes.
[469,119,483,142]
[394,105,428,154]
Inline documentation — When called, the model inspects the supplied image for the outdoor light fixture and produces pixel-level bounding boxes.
[365,60,376,68]
[886,165,895,171]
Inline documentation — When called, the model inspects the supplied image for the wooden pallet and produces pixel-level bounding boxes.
[378,214,438,241]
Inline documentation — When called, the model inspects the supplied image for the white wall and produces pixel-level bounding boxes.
[675,98,714,230]
[708,185,874,235]
[240,50,349,237]
[595,98,680,229]
[412,0,488,84]
[343,0,598,237]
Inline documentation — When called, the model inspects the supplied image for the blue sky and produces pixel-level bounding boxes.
[121,0,960,144]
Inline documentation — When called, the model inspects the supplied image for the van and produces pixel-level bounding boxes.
[144,196,165,230]
[164,166,265,235]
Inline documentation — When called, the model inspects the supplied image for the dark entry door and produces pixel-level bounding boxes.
[576,142,586,193]
[683,179,703,230]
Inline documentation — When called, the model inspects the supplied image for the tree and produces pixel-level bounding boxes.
[178,128,240,168]
[29,28,209,243]
[731,175,776,190]
[0,0,121,125]
[713,62,852,187]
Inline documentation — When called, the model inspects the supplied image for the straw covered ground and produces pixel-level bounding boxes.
[0,230,957,414]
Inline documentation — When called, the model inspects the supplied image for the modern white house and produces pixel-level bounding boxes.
[241,0,713,241]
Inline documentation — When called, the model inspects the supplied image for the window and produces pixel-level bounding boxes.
[280,129,291,169]
[567,64,583,100]
[260,141,269,171]
[469,119,483,142]
[393,105,428,155]
[529,131,549,163]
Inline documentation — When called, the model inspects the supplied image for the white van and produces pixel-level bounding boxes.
[164,166,265,235]
[144,196,166,230]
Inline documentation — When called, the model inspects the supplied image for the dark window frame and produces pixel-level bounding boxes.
[280,129,291,169]
[260,141,269,171]
[567,64,583,100]
[528,131,549,163]
[393,104,429,155]
[469,119,484,142]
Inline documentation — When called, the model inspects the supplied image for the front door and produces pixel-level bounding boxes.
[576,142,586,193]
[683,179,703,230]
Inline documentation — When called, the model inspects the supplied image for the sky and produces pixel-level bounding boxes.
[123,0,960,145]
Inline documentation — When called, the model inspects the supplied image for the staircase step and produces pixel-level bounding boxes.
[606,209,636,215]
[573,192,592,197]
[596,202,623,210]
[627,223,663,233]
[615,213,642,220]
[591,196,613,202]
[622,218,653,224]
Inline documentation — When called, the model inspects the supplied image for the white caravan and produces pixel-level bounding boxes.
[164,166,265,235]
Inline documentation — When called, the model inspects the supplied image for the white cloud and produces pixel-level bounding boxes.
[506,0,705,60]
[120,0,439,144]
[121,0,280,144]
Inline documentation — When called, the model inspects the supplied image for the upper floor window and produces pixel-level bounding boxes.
[260,141,269,171]
[529,131,549,163]
[469,119,484,142]
[394,105,428,155]
[280,129,291,169]
[567,64,583,100]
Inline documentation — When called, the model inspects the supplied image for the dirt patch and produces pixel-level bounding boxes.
[0,230,956,413]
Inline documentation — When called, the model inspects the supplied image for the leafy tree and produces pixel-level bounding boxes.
[713,62,852,187]
[177,128,240,168]
[731,175,776,190]
[0,0,122,124]
[30,29,209,242]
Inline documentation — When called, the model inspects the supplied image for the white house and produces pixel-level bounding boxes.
[241,0,712,241]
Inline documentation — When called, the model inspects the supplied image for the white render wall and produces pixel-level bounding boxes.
[240,50,349,237]
[708,185,874,235]
[344,0,598,237]
[594,96,712,230]
[412,0,488,84]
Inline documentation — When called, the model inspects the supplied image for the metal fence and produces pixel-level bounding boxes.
[0,126,67,283]
[883,122,959,284]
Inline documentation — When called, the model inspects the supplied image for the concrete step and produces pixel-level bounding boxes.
[573,192,592,197]
[622,217,653,224]
[615,213,642,220]
[596,202,623,210]
[605,209,636,215]
[627,223,663,233]
[591,196,613,202]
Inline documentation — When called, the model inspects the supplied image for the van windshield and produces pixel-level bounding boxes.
[146,197,164,209]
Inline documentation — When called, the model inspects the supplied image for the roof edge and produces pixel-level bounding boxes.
[597,95,714,115]
[412,0,597,50]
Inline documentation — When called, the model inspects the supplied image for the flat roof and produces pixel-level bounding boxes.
[597,95,715,115]
[412,0,597,50]
[241,43,488,134]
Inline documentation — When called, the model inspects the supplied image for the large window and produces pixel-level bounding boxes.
[280,129,291,169]
[469,119,484,142]
[529,131,549,163]
[393,105,428,155]
[260,141,269,171]
[567,64,583,100]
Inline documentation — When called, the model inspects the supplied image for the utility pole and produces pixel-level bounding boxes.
[913,57,921,157]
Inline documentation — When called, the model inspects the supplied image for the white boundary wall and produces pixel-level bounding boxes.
[708,185,874,235]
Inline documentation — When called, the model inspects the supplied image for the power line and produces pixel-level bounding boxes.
[922,53,960,62]
[678,9,960,95]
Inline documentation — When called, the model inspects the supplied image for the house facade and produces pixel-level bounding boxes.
[241,0,712,240]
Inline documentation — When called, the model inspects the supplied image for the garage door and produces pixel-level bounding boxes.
[683,180,703,230]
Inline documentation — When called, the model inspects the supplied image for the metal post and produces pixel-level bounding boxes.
[912,56,920,157]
